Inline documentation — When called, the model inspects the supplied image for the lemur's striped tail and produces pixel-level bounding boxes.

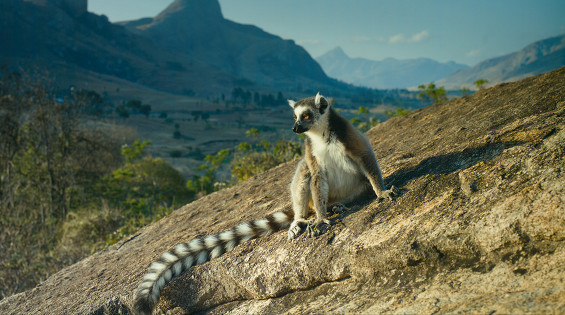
[133,209,294,315]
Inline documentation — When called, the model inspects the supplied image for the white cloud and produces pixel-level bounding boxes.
[466,49,481,57]
[389,30,429,44]
[389,34,406,44]
[411,30,429,42]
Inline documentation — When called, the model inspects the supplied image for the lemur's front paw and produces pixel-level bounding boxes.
[288,220,308,240]
[379,185,399,201]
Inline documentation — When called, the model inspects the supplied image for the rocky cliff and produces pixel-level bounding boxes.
[0,67,563,314]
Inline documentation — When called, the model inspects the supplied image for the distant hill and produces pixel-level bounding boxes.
[436,34,565,90]
[0,0,344,96]
[316,47,468,89]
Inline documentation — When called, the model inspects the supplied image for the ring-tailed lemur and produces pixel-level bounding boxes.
[133,92,397,314]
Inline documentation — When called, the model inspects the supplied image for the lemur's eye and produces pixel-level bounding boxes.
[293,115,297,121]
[304,115,310,120]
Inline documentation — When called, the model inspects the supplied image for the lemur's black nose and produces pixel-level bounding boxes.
[293,123,307,134]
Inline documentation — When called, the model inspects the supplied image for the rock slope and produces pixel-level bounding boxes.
[0,67,564,314]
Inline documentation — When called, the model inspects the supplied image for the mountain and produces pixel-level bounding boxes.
[0,0,342,96]
[436,34,565,90]
[316,47,468,89]
[1,66,564,314]
[120,0,334,91]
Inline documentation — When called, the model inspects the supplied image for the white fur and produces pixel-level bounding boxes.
[307,131,366,202]
[149,261,167,273]
[172,261,182,276]
[183,256,194,269]
[188,239,204,252]
[293,105,309,119]
[163,269,173,281]
[272,211,289,224]
[160,252,178,263]
[254,218,270,231]
[219,230,235,241]
[143,272,159,282]
[210,246,223,259]
[235,222,253,236]
[203,235,219,249]
[174,243,190,256]
[196,250,208,264]
[225,239,237,252]
[288,99,296,108]
[315,92,322,106]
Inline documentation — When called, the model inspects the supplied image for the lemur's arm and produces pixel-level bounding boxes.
[304,140,330,225]
[358,148,396,200]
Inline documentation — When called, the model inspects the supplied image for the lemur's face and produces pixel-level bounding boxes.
[291,105,315,133]
[289,93,328,134]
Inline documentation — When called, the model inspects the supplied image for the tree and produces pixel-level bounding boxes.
[139,104,151,117]
[459,87,471,97]
[418,82,447,105]
[0,68,124,295]
[474,79,489,90]
[126,99,142,111]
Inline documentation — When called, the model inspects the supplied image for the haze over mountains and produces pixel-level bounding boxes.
[316,47,468,89]
[317,34,565,90]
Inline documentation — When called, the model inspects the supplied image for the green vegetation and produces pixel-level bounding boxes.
[418,82,447,105]
[0,71,189,298]
[101,141,192,245]
[385,107,412,118]
[350,106,380,131]
[474,79,489,90]
[231,134,302,181]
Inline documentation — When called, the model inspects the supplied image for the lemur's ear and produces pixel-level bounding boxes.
[314,92,328,112]
[288,99,296,108]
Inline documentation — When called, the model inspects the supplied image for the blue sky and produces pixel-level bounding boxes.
[88,0,565,66]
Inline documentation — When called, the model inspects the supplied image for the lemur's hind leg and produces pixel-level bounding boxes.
[303,169,330,237]
[288,159,312,240]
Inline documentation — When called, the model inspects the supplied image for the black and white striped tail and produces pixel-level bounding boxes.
[133,210,294,315]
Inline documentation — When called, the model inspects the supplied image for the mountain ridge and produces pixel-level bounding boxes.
[436,33,565,89]
[0,0,344,96]
[122,0,334,90]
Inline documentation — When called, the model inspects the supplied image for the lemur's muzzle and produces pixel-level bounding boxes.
[292,122,308,134]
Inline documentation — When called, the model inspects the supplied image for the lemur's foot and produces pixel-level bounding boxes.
[329,203,348,214]
[379,185,399,201]
[305,218,330,238]
[288,218,330,239]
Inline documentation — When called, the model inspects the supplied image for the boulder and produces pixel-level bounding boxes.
[1,67,564,314]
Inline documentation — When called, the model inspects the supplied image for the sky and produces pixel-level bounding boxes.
[88,0,565,66]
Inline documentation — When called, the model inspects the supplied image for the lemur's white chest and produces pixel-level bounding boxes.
[308,134,365,201]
